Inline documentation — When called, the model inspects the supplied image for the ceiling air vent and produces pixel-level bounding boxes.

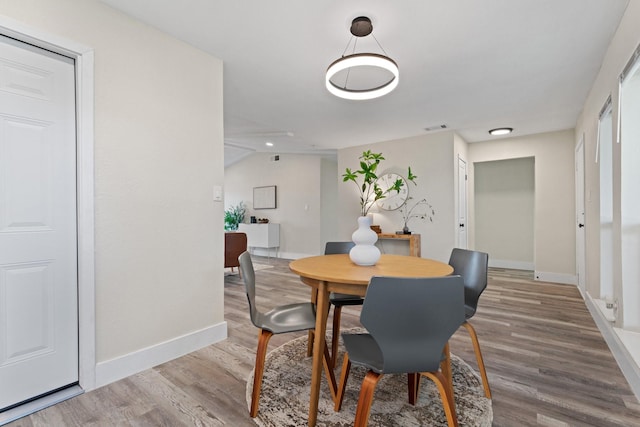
[424,124,448,132]
[270,155,280,162]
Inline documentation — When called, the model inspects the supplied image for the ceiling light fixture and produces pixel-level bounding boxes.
[265,142,274,147]
[326,16,399,100]
[488,127,513,136]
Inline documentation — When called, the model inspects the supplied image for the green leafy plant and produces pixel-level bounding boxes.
[342,150,417,216]
[224,202,246,231]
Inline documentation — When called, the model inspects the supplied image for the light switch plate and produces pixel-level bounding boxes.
[213,185,223,202]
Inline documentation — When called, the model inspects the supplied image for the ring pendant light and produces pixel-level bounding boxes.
[326,17,399,100]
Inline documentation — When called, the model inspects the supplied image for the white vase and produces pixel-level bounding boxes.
[349,216,381,266]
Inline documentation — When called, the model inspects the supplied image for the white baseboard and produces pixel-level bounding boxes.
[251,250,315,260]
[279,251,316,260]
[488,259,578,285]
[488,259,535,270]
[584,294,640,401]
[247,247,280,258]
[534,271,578,285]
[95,321,227,389]
[593,298,617,322]
[248,248,315,260]
[614,328,640,371]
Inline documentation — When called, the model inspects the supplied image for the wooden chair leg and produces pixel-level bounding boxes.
[407,373,420,405]
[307,330,315,357]
[354,371,383,427]
[330,305,343,370]
[440,341,454,403]
[322,341,338,403]
[463,321,492,399]
[250,329,273,417]
[422,371,458,427]
[334,353,351,411]
[411,343,453,407]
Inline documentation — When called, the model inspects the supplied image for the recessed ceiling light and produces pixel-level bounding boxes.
[489,127,513,136]
[265,142,274,147]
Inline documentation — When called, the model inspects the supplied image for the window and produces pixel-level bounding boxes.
[598,98,614,301]
[620,45,640,329]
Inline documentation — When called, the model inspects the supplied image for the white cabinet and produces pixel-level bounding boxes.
[238,223,280,257]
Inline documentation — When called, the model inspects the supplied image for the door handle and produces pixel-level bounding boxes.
[459,223,465,227]
[578,223,585,228]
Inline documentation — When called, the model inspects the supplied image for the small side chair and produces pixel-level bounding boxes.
[224,232,247,276]
[239,251,336,417]
[449,248,492,399]
[334,275,466,427]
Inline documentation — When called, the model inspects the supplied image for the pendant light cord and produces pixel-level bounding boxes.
[372,34,389,57]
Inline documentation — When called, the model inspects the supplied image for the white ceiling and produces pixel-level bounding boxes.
[99,0,629,166]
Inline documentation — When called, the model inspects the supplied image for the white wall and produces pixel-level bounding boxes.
[474,157,535,269]
[574,0,640,398]
[0,0,225,382]
[225,153,326,258]
[576,0,640,306]
[468,130,576,282]
[337,132,457,263]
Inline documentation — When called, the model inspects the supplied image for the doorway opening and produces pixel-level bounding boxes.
[474,157,535,271]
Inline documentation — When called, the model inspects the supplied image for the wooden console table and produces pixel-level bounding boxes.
[377,233,421,257]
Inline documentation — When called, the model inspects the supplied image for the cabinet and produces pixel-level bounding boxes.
[238,223,280,257]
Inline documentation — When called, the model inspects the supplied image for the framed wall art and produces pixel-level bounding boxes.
[253,185,277,209]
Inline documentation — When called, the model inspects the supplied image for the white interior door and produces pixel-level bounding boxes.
[0,35,78,410]
[575,138,586,292]
[457,157,468,249]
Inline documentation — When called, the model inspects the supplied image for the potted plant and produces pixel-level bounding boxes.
[399,197,435,234]
[224,202,246,231]
[342,150,417,216]
[342,150,416,265]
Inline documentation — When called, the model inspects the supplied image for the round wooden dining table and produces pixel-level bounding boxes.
[289,254,454,427]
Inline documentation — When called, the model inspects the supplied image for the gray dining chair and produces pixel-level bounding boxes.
[449,248,492,399]
[325,241,360,369]
[238,251,336,417]
[334,275,465,427]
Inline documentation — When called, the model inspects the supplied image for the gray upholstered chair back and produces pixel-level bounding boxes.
[238,251,259,327]
[325,241,355,255]
[360,275,465,374]
[448,248,489,317]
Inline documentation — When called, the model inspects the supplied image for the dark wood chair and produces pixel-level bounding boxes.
[224,232,247,276]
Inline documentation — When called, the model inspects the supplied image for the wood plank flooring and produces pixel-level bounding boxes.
[7,257,640,426]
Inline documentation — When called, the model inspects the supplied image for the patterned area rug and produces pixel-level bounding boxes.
[247,329,492,426]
